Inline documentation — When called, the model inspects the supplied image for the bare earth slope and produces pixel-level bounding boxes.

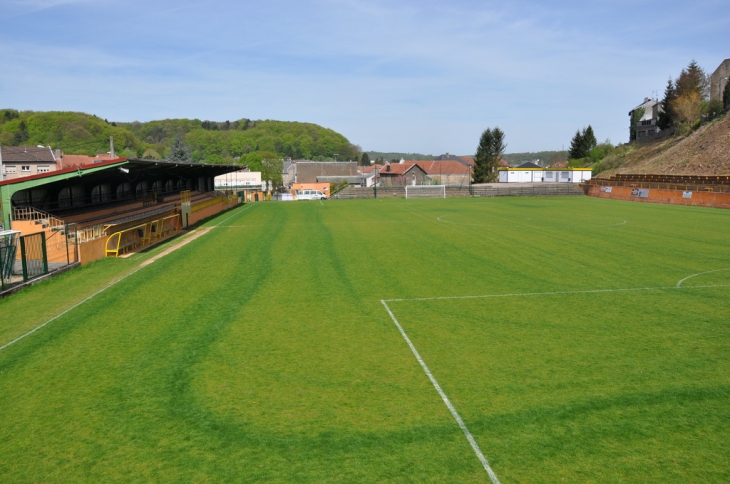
[598,114,730,177]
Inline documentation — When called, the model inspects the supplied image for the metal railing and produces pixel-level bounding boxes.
[105,214,181,257]
[13,206,66,230]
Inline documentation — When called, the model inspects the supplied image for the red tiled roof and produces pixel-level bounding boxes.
[402,160,472,175]
[358,164,383,174]
[60,153,113,168]
[379,163,414,175]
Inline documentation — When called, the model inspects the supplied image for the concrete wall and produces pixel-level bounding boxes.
[585,184,730,209]
[188,198,240,225]
[80,237,107,264]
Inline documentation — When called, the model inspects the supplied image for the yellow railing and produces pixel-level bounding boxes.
[105,214,181,257]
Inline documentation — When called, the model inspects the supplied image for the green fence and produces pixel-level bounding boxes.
[19,232,48,282]
[0,231,20,292]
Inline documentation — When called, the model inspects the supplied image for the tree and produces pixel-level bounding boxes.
[473,127,506,183]
[13,120,29,145]
[568,125,597,159]
[168,135,192,162]
[583,125,597,152]
[261,156,283,186]
[672,90,702,127]
[657,78,677,129]
[359,152,370,166]
[675,60,709,100]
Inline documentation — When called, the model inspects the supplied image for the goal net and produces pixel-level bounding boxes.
[405,185,446,199]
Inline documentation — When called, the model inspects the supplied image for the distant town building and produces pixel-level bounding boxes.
[0,145,57,181]
[629,97,662,142]
[710,59,730,103]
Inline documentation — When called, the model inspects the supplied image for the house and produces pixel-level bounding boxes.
[378,162,428,187]
[406,160,473,186]
[285,161,358,187]
[710,59,730,103]
[629,97,662,142]
[1,145,57,181]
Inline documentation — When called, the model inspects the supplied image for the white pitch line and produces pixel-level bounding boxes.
[381,300,501,484]
[436,215,627,228]
[0,267,143,352]
[213,202,256,227]
[0,204,257,353]
[384,283,730,303]
[676,268,730,288]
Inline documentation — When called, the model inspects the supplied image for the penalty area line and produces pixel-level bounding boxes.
[384,283,730,303]
[381,300,501,484]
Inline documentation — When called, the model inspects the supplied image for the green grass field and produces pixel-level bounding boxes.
[1,196,729,483]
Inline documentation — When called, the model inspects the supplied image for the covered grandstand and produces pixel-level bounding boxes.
[0,158,241,276]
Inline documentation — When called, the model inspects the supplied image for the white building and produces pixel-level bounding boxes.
[498,166,592,183]
[214,170,261,190]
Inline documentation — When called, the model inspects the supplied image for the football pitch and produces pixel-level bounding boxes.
[1,196,729,482]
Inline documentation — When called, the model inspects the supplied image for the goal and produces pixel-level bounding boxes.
[405,185,446,199]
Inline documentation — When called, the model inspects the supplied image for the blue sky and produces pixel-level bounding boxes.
[1,0,728,155]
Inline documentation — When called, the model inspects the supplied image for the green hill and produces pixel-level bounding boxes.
[0,110,360,164]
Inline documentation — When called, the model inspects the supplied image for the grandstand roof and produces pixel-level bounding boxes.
[0,158,239,230]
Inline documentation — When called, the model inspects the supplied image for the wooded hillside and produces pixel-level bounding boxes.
[0,110,360,164]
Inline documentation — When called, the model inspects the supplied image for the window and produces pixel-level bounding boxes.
[4,166,16,173]
[38,166,50,173]
[641,119,653,126]
[638,130,646,138]
[21,165,30,172]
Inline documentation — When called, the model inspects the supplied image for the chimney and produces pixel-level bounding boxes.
[644,97,650,102]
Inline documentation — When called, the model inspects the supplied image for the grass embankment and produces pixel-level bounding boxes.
[0,197,728,482]
[593,113,730,177]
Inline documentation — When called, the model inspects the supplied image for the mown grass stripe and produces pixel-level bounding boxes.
[381,299,501,484]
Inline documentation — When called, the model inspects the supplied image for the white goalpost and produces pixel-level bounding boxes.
[405,185,446,199]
